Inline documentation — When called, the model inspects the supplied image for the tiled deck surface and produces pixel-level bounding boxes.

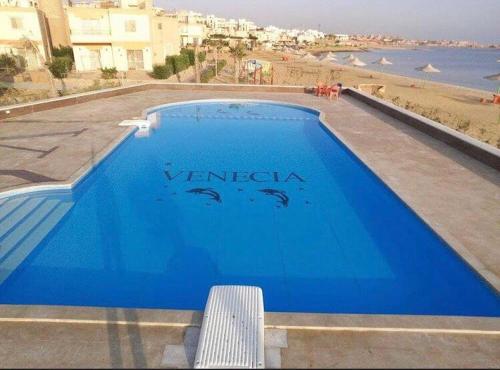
[0,89,499,368]
[1,321,499,368]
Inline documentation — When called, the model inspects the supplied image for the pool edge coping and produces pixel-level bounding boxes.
[0,304,499,333]
[0,127,136,199]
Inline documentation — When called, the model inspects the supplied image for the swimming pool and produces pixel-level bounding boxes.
[0,101,498,316]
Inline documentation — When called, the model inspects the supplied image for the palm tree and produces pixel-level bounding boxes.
[229,42,247,84]
[207,37,225,77]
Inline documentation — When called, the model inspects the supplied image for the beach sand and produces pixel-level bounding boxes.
[218,50,499,148]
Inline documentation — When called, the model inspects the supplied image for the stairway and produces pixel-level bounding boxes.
[0,192,74,285]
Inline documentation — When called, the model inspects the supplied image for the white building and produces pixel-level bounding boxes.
[67,1,163,72]
[332,34,349,42]
[0,0,51,69]
[173,10,206,46]
[297,29,325,44]
[68,8,153,71]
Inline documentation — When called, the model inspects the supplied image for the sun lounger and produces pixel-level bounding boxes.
[194,286,265,369]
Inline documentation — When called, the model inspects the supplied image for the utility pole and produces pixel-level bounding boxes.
[215,42,218,77]
[194,40,200,83]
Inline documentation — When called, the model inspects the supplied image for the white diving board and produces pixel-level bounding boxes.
[194,286,265,369]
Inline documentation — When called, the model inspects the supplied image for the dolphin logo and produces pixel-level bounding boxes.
[259,189,289,208]
[186,188,222,203]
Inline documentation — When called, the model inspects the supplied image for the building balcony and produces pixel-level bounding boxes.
[70,28,111,36]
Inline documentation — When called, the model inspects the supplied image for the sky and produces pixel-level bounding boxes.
[156,0,500,44]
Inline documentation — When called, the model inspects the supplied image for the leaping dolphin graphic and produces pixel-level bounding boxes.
[186,188,222,203]
[259,189,289,208]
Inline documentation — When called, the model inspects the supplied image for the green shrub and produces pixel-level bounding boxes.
[166,54,190,74]
[52,45,74,61]
[198,51,206,63]
[180,48,195,65]
[101,67,118,79]
[180,48,206,65]
[151,64,173,79]
[0,53,26,75]
[47,56,73,79]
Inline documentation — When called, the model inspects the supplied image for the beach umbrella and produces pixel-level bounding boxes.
[348,57,367,67]
[301,53,317,62]
[416,64,440,88]
[344,54,356,61]
[484,73,500,123]
[373,57,393,74]
[416,63,440,73]
[484,73,500,94]
[484,73,500,81]
[320,56,338,64]
[374,57,393,65]
[322,51,337,59]
[319,54,338,62]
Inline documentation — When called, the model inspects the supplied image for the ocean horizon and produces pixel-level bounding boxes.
[335,47,500,92]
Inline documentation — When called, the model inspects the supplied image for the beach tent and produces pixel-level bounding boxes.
[416,64,440,73]
[349,57,367,67]
[374,57,393,65]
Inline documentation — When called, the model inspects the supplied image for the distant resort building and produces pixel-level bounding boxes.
[332,33,349,43]
[0,0,328,73]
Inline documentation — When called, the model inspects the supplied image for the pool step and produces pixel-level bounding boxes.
[194,285,265,369]
[0,195,74,284]
[0,196,29,223]
[0,197,45,239]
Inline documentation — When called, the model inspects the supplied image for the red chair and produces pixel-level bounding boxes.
[314,83,325,96]
[328,85,341,101]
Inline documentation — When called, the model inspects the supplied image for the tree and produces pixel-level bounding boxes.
[47,57,73,94]
[0,54,26,77]
[229,43,247,84]
[52,45,74,61]
[207,38,224,77]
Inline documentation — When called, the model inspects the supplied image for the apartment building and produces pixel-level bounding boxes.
[151,9,180,65]
[171,10,206,47]
[68,0,153,71]
[0,0,52,69]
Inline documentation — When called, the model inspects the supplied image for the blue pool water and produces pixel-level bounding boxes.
[0,101,498,316]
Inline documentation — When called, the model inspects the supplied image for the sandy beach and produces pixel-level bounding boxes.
[218,49,499,148]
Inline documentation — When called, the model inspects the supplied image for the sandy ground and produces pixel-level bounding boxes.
[217,50,499,148]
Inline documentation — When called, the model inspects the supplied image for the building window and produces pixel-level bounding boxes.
[157,23,162,30]
[127,50,144,70]
[125,20,136,32]
[10,17,23,30]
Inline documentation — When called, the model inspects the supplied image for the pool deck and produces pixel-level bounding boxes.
[0,86,499,368]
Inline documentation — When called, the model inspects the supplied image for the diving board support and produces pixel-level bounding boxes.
[194,285,265,369]
[119,119,153,138]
